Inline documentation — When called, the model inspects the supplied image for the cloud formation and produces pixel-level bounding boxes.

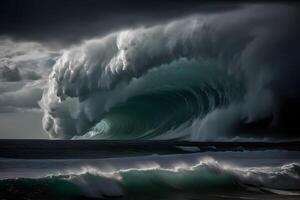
[0,0,241,46]
[0,40,59,113]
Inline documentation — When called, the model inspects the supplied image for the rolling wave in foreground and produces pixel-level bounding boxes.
[1,151,300,200]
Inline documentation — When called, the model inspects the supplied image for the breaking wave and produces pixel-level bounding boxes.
[1,158,299,199]
[39,5,300,140]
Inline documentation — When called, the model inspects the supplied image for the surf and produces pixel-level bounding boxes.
[1,155,299,199]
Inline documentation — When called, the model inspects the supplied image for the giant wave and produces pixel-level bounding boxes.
[39,5,300,140]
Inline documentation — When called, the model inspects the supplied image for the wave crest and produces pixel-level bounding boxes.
[1,158,300,198]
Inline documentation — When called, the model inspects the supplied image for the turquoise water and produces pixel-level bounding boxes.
[77,58,244,140]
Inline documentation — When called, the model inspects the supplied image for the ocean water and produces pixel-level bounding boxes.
[1,150,300,200]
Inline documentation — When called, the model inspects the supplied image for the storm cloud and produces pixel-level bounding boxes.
[0,40,58,112]
[0,0,241,46]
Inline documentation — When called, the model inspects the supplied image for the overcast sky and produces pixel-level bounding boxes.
[0,0,242,46]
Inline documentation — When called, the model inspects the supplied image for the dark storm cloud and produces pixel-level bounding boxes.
[0,0,242,45]
[0,66,21,82]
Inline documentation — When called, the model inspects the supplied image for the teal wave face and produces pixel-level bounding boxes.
[77,58,244,139]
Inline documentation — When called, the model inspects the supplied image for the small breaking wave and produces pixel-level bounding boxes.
[1,158,299,199]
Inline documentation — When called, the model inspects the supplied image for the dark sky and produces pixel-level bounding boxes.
[0,0,242,46]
